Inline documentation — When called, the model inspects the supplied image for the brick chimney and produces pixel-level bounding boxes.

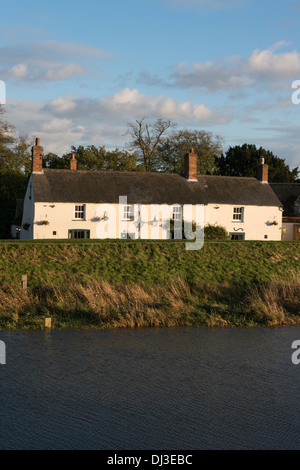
[32,137,43,173]
[70,153,77,171]
[257,157,268,183]
[184,148,198,182]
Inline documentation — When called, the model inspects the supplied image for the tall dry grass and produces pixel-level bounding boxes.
[248,272,300,326]
[67,276,196,327]
[1,272,299,329]
[0,276,198,328]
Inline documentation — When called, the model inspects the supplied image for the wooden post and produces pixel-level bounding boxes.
[22,274,27,291]
[45,318,52,329]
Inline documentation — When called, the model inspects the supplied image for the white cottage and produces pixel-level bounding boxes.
[18,138,282,242]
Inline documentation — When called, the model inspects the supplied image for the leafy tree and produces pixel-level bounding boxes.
[105,149,139,171]
[216,144,299,183]
[127,117,173,171]
[0,105,32,238]
[10,135,32,175]
[0,105,15,171]
[43,152,69,169]
[0,172,28,238]
[70,145,106,170]
[0,105,32,176]
[44,145,140,172]
[157,129,223,174]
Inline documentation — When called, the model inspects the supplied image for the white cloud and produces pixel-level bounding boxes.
[167,42,300,92]
[0,40,109,83]
[46,88,214,123]
[45,96,78,114]
[5,91,298,169]
[9,63,28,79]
[171,59,253,91]
[41,118,74,133]
[0,40,108,65]
[100,88,213,121]
[43,64,85,81]
[248,47,300,80]
[5,88,225,155]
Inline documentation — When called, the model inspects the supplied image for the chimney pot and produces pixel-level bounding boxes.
[36,137,40,146]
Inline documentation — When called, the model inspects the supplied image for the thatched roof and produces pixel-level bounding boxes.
[32,169,282,207]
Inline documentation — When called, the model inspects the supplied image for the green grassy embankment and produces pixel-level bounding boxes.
[0,239,299,329]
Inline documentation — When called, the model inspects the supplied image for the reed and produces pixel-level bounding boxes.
[0,272,299,329]
[247,272,300,326]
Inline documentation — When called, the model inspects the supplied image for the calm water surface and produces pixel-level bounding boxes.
[1,327,300,450]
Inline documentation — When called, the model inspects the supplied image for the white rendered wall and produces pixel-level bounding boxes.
[32,202,199,240]
[24,198,281,242]
[204,204,282,241]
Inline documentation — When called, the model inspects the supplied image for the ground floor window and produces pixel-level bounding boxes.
[230,232,245,240]
[68,229,90,239]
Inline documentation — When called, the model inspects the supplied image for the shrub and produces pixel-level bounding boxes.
[204,224,229,240]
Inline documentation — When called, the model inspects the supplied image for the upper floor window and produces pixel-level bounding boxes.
[172,206,182,221]
[74,204,86,220]
[233,207,244,222]
[122,205,134,221]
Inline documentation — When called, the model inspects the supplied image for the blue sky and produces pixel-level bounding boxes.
[1,0,300,169]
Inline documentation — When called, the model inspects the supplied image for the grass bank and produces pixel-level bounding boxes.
[0,240,299,329]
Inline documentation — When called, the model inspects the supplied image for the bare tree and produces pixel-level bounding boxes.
[127,117,174,171]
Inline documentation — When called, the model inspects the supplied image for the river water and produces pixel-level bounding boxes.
[1,327,300,450]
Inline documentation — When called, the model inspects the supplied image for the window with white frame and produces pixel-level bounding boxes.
[74,204,86,220]
[122,205,134,221]
[172,206,182,221]
[232,207,244,222]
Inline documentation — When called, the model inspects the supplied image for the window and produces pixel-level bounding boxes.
[74,204,85,220]
[122,205,134,221]
[172,206,182,221]
[230,233,245,241]
[68,229,90,239]
[233,207,244,222]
